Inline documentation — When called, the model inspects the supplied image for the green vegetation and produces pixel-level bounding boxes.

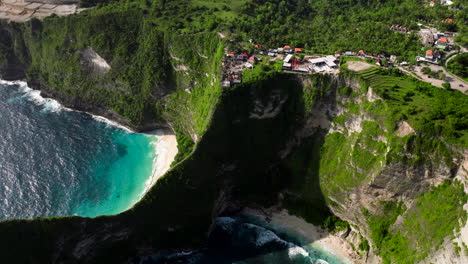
[347,65,468,147]
[370,180,467,263]
[447,53,468,81]
[0,1,467,262]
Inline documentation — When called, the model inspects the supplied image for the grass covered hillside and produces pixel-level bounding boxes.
[1,13,224,135]
[0,0,466,263]
[75,0,465,60]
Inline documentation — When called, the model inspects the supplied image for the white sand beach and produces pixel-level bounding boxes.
[244,208,363,264]
[145,129,178,191]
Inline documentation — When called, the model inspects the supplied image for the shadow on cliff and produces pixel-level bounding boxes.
[0,72,340,263]
[130,72,342,264]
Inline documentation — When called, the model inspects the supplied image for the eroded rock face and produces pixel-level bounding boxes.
[79,47,111,75]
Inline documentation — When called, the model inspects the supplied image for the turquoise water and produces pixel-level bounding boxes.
[0,80,158,219]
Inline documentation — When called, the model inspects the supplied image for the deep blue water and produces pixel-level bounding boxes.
[0,81,347,264]
[133,215,348,264]
[0,81,158,220]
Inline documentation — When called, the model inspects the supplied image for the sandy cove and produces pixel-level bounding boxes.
[145,128,178,191]
[244,208,363,264]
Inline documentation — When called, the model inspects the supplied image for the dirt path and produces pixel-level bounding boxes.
[411,64,468,93]
[346,61,375,72]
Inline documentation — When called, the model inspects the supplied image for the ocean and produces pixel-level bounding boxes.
[0,80,158,220]
[0,81,347,264]
[132,215,348,264]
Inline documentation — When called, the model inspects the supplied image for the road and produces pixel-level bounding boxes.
[410,63,467,93]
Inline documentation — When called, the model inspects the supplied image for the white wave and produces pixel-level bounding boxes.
[21,89,66,113]
[288,246,310,258]
[0,79,28,87]
[315,259,329,264]
[1,79,136,131]
[90,114,133,133]
[0,79,68,113]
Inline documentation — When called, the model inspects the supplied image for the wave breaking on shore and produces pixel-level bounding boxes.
[1,79,178,214]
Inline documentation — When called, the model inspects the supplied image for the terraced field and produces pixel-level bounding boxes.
[357,67,415,90]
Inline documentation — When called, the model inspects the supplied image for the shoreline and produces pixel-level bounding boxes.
[144,129,178,195]
[1,79,179,212]
[244,208,362,264]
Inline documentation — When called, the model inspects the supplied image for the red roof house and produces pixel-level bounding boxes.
[284,45,291,49]
[426,50,434,58]
[438,38,448,43]
[294,48,303,53]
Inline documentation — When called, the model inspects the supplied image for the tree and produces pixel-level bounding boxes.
[422,67,431,75]
[442,82,451,89]
[437,72,445,80]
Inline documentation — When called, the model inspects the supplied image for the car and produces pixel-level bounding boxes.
[459,84,464,87]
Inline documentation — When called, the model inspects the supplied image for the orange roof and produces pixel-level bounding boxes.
[438,38,448,43]
[443,18,454,23]
[284,45,291,49]
[227,53,235,57]
[294,48,302,52]
[359,50,365,54]
[254,44,260,48]
[426,50,433,56]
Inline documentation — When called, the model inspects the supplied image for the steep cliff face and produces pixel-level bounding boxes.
[276,71,468,263]
[0,17,224,133]
[0,15,467,262]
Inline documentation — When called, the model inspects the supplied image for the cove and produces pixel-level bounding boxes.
[0,80,161,220]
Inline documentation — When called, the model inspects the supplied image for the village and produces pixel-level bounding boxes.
[221,21,467,93]
[221,45,342,88]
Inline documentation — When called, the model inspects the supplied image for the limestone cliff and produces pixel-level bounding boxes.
[0,17,467,264]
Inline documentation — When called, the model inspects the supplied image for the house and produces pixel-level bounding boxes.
[436,38,449,45]
[325,55,338,68]
[245,62,254,69]
[433,50,442,59]
[226,53,235,60]
[248,56,261,63]
[268,52,276,57]
[344,51,355,56]
[359,50,365,56]
[284,45,293,53]
[390,25,408,33]
[284,54,293,63]
[294,48,303,53]
[334,51,341,57]
[425,50,434,60]
[282,62,292,70]
[435,38,449,50]
[441,0,454,5]
[309,56,338,72]
[400,61,409,66]
[389,55,397,63]
[236,55,244,61]
[221,80,231,88]
[232,73,242,84]
[254,44,261,49]
[442,18,454,23]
